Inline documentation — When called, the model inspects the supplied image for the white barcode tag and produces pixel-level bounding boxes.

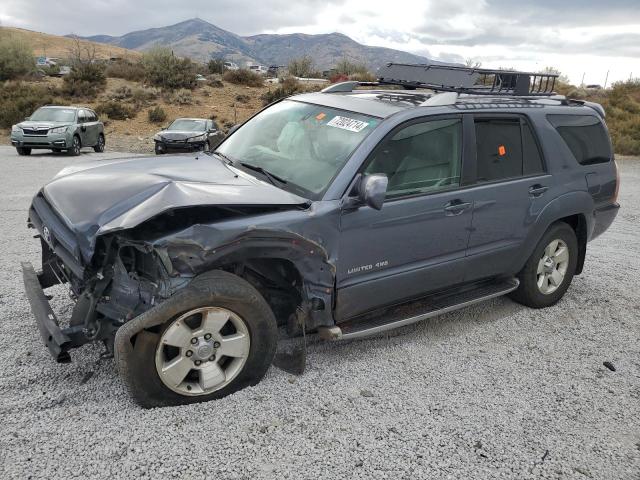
[326,116,369,132]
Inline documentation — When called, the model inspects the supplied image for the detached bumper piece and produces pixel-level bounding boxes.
[22,261,81,363]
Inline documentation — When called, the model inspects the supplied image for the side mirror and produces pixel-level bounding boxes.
[345,174,388,210]
[24,117,31,121]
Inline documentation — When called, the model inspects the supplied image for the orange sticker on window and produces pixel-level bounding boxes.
[315,112,326,120]
[498,145,506,156]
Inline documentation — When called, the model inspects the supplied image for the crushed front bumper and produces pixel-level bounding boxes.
[22,261,82,363]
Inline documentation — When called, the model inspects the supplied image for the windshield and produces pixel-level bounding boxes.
[168,119,207,131]
[29,108,76,123]
[216,100,378,198]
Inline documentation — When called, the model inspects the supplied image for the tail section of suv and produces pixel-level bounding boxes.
[21,66,619,407]
[11,106,105,156]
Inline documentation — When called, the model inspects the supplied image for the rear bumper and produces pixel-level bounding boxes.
[22,262,72,362]
[591,202,620,240]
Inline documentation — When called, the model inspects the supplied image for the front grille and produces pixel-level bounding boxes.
[22,128,49,136]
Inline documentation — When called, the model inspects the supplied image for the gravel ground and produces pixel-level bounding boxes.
[0,146,638,479]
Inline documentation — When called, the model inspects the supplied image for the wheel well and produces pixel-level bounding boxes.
[556,214,588,275]
[224,258,304,326]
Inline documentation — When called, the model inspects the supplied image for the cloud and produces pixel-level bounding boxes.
[1,0,639,84]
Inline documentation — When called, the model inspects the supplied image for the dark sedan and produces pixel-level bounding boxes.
[153,118,225,155]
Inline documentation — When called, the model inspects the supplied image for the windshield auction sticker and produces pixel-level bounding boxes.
[326,116,369,132]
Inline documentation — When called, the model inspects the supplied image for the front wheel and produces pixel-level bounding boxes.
[67,135,81,156]
[509,222,578,308]
[121,270,278,407]
[154,142,165,155]
[93,134,105,152]
[16,147,31,156]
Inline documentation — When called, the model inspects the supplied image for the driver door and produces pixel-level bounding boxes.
[336,116,473,320]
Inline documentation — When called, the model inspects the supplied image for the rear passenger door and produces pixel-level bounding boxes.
[77,109,91,146]
[464,114,550,281]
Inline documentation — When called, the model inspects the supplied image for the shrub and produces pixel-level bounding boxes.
[235,94,250,104]
[334,59,370,76]
[0,34,34,80]
[165,89,194,105]
[329,73,349,84]
[288,55,316,78]
[148,106,167,123]
[0,82,57,128]
[223,69,263,87]
[61,40,107,97]
[131,86,159,106]
[142,47,196,90]
[207,59,225,75]
[208,77,224,88]
[349,71,377,82]
[94,101,136,120]
[105,60,145,81]
[261,76,302,105]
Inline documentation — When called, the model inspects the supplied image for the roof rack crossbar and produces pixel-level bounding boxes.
[376,63,559,97]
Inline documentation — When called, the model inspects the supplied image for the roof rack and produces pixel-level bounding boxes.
[376,62,559,97]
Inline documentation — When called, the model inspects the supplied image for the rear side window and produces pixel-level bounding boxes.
[475,117,545,182]
[475,119,522,182]
[547,115,611,165]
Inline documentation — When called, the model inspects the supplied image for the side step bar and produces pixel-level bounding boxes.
[320,278,519,341]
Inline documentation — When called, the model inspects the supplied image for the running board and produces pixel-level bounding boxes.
[320,278,519,341]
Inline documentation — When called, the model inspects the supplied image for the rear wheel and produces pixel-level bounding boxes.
[16,147,31,156]
[122,270,278,408]
[510,222,578,308]
[93,134,105,152]
[67,135,81,156]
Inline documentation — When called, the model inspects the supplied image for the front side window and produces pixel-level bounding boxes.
[364,118,462,198]
[547,114,611,165]
[216,100,378,199]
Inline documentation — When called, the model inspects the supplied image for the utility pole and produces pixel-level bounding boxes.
[580,72,585,87]
[604,70,609,89]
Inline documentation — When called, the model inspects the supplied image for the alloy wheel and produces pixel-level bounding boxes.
[537,239,569,294]
[155,307,251,396]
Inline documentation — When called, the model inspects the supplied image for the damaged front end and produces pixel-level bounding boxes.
[23,191,338,365]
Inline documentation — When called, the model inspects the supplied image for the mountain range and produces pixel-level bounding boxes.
[78,18,429,70]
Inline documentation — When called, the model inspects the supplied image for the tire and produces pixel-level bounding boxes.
[121,270,278,408]
[16,147,31,156]
[154,142,165,155]
[93,134,105,152]
[509,222,578,308]
[67,135,81,156]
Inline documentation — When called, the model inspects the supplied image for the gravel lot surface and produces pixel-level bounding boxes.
[0,146,638,479]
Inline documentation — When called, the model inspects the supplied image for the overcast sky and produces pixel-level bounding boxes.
[2,0,639,85]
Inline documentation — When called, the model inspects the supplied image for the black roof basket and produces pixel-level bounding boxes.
[377,62,558,97]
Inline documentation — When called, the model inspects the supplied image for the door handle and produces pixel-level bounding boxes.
[529,184,548,197]
[443,200,471,216]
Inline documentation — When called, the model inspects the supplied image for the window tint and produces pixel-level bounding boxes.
[547,114,611,165]
[522,121,544,175]
[78,110,86,123]
[87,111,97,122]
[475,119,522,182]
[365,118,462,198]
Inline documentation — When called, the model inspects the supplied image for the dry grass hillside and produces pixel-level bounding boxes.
[1,27,140,61]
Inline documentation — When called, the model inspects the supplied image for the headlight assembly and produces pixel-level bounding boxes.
[187,134,207,142]
[11,125,21,132]
[50,126,68,134]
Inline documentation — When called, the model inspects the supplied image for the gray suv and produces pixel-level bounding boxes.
[21,65,619,407]
[11,106,105,156]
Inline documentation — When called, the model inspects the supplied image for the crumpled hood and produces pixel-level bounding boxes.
[158,130,204,141]
[40,154,307,254]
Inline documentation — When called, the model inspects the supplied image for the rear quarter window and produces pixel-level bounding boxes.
[547,114,612,165]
